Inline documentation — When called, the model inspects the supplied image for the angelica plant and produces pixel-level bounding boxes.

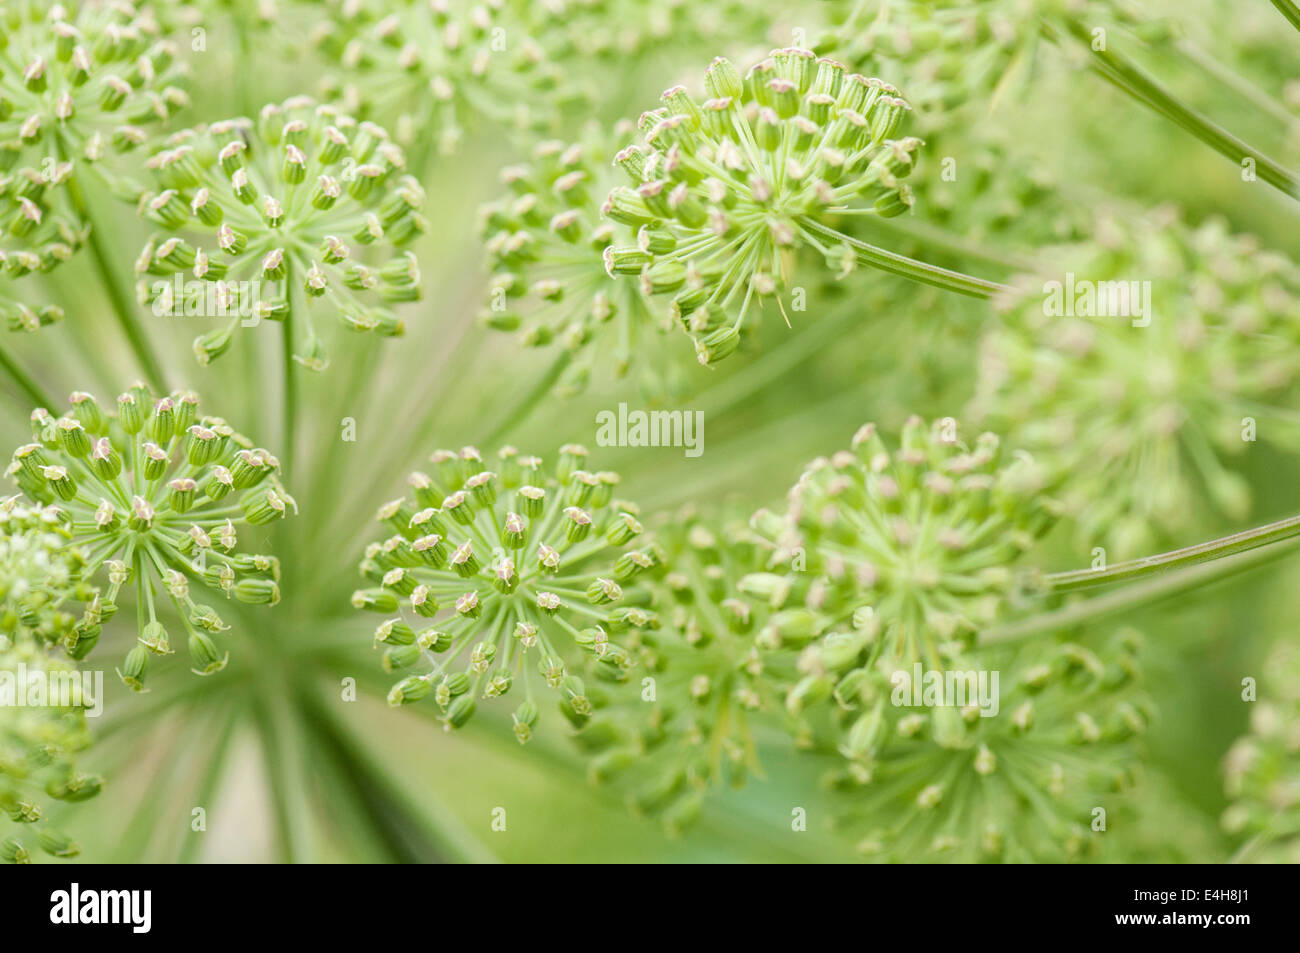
[136,97,424,371]
[478,124,683,397]
[599,49,1009,365]
[0,0,1294,868]
[570,506,805,832]
[0,0,189,334]
[1221,639,1300,863]
[972,208,1300,558]
[353,443,659,738]
[314,0,579,160]
[823,630,1149,862]
[0,499,102,864]
[5,385,294,685]
[748,417,1059,694]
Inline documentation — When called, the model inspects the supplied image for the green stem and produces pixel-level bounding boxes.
[62,168,170,391]
[982,535,1300,646]
[1271,0,1300,33]
[283,280,303,479]
[1047,512,1300,592]
[1059,18,1300,198]
[799,220,1013,298]
[0,344,54,407]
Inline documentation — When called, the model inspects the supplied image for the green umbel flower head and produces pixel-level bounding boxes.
[0,502,102,865]
[600,49,919,364]
[0,497,97,654]
[817,0,1168,122]
[748,417,1058,697]
[823,630,1149,863]
[570,506,805,833]
[0,160,84,330]
[0,639,101,864]
[314,0,577,157]
[478,124,685,398]
[354,443,660,739]
[136,96,425,369]
[1222,639,1300,863]
[972,210,1300,558]
[6,384,296,686]
[0,0,189,161]
[0,0,188,321]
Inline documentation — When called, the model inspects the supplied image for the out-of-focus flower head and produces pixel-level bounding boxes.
[568,505,806,833]
[0,1,189,162]
[6,384,296,687]
[822,628,1149,862]
[135,96,425,369]
[353,443,660,739]
[600,49,921,364]
[478,122,689,398]
[972,208,1300,558]
[1222,639,1300,863]
[0,639,101,864]
[816,0,1173,126]
[0,0,189,323]
[0,500,103,865]
[313,0,582,157]
[0,497,96,654]
[748,416,1058,714]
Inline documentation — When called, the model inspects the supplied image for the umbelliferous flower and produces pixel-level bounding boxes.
[0,1,189,162]
[353,443,660,738]
[136,97,425,369]
[748,416,1058,707]
[569,506,805,832]
[477,124,682,397]
[0,162,85,331]
[972,209,1300,558]
[0,497,97,655]
[822,629,1149,862]
[0,500,102,865]
[313,0,579,157]
[0,639,101,864]
[5,384,296,686]
[600,49,921,364]
[816,0,1168,123]
[1221,639,1300,863]
[0,0,188,324]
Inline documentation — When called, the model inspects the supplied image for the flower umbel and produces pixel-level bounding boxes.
[824,630,1149,863]
[749,417,1059,697]
[137,97,425,369]
[570,506,804,832]
[354,443,659,739]
[601,49,920,364]
[0,639,101,864]
[478,125,678,397]
[6,384,296,686]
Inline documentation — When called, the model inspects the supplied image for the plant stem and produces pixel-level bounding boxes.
[1271,0,1300,33]
[1059,18,1300,198]
[0,344,54,407]
[61,166,169,391]
[283,278,304,479]
[982,535,1300,646]
[1047,513,1300,591]
[799,220,1014,298]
